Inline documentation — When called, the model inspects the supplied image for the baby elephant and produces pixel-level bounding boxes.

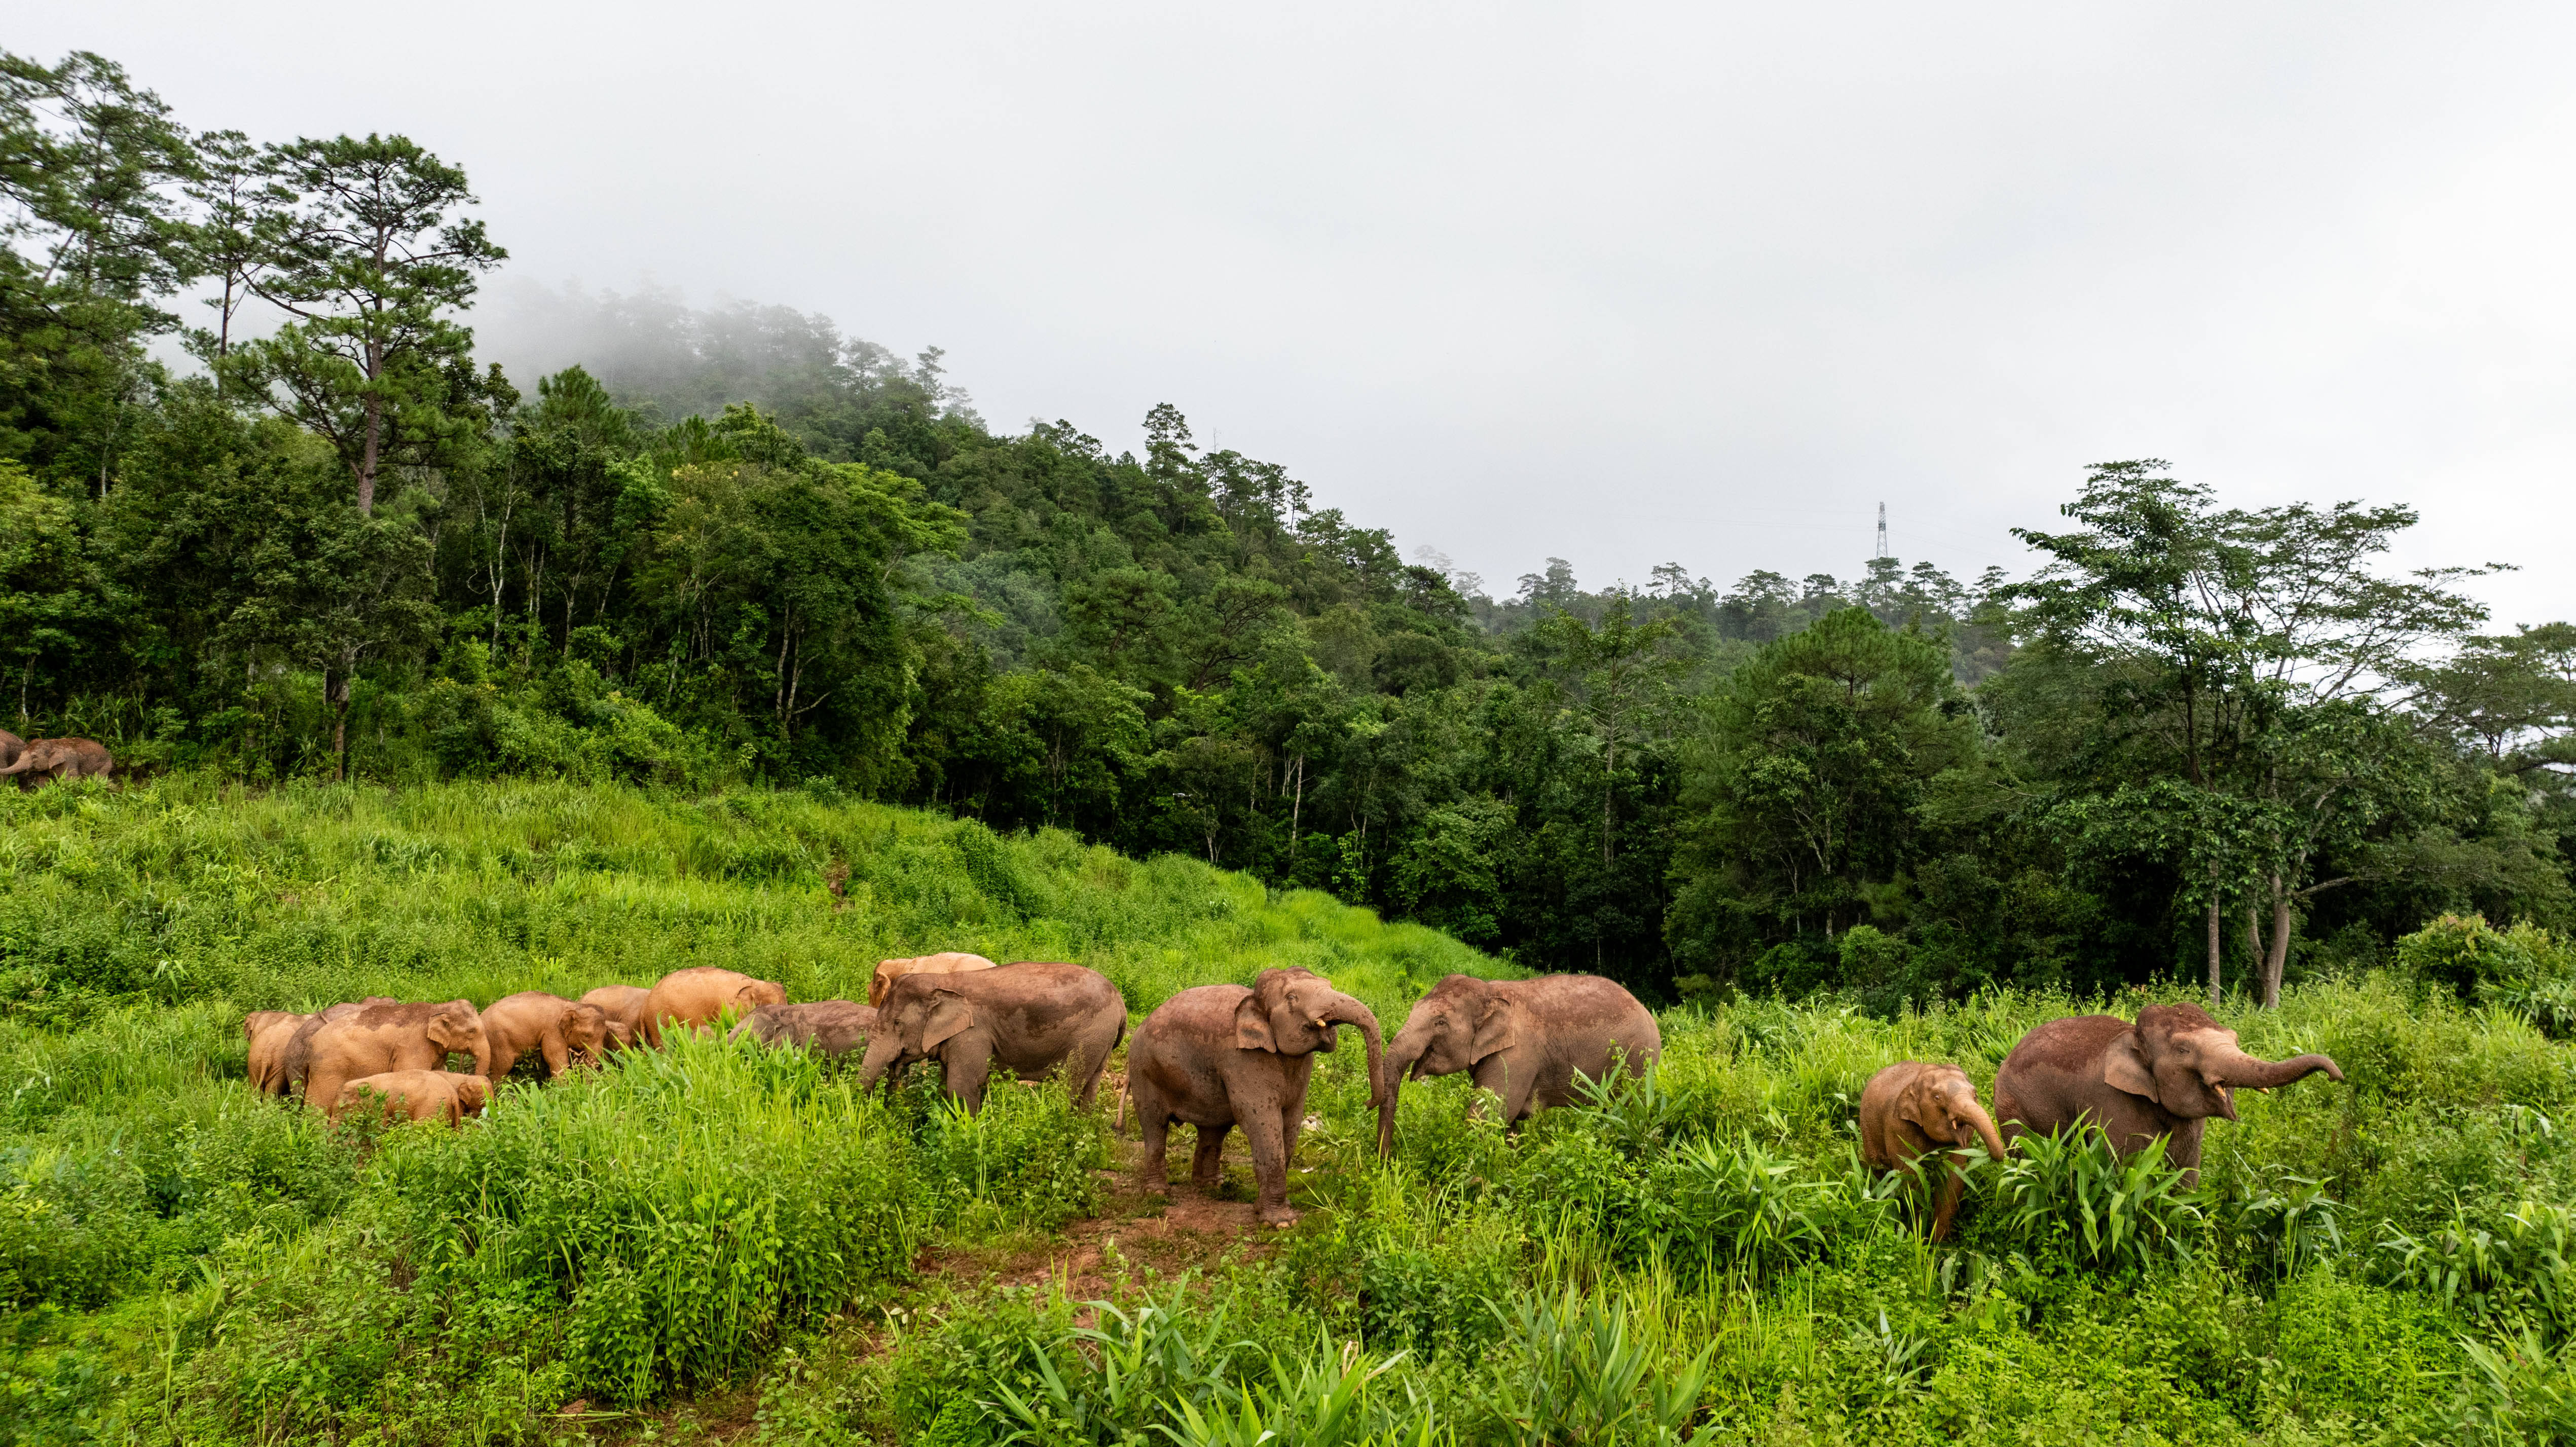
[730,1000,878,1057]
[638,967,788,1046]
[329,1069,491,1127]
[867,951,997,1008]
[480,991,614,1081]
[1860,1061,2008,1241]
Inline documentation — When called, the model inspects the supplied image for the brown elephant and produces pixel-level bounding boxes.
[1860,1061,2008,1241]
[329,1069,491,1126]
[0,736,112,789]
[1127,968,1386,1228]
[1994,1002,2344,1182]
[0,729,20,769]
[480,991,613,1081]
[577,985,650,1050]
[855,962,1125,1110]
[866,951,998,1008]
[294,1000,490,1114]
[637,967,788,1046]
[243,1010,305,1096]
[730,999,878,1057]
[1376,973,1659,1154]
[278,996,399,1091]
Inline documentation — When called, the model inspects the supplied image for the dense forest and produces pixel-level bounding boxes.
[7,47,2573,1009]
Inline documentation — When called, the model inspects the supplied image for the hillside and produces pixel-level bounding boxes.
[5,776,2574,1443]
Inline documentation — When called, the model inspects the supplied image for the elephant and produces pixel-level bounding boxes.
[0,736,111,789]
[278,995,399,1091]
[1859,1061,2008,1241]
[1993,1002,2344,1181]
[1127,968,1386,1228]
[243,1010,305,1096]
[480,991,613,1081]
[577,984,650,1050]
[293,1000,490,1114]
[0,729,19,769]
[855,962,1125,1110]
[637,967,788,1046]
[1375,973,1659,1154]
[867,951,998,1008]
[329,1069,491,1127]
[730,999,878,1057]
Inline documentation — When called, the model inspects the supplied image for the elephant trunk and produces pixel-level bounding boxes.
[1322,993,1386,1113]
[2218,1050,2344,1091]
[855,1032,905,1094]
[1961,1098,2008,1163]
[1376,1033,1426,1158]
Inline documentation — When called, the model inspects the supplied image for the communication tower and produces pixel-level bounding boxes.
[1875,502,1889,561]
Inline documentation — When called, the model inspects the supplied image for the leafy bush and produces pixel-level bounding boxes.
[1985,1127,2201,1274]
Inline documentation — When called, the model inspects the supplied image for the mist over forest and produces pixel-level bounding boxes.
[7,44,2574,1015]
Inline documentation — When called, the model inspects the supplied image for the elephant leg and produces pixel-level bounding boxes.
[1240,1111,1294,1226]
[941,1036,995,1112]
[307,1066,349,1115]
[539,1030,570,1081]
[1190,1124,1228,1192]
[1136,1091,1174,1194]
[1931,1154,1965,1242]
[487,1045,521,1081]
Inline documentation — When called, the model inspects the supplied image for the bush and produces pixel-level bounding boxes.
[1983,1127,2201,1275]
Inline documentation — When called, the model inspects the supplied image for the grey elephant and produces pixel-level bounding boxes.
[0,736,111,789]
[1375,973,1659,1154]
[1127,967,1385,1228]
[731,999,878,1057]
[1859,1061,2007,1241]
[1994,1002,2343,1182]
[855,962,1125,1110]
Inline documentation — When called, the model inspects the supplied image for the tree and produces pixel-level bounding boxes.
[228,133,504,514]
[179,128,289,363]
[2004,461,2496,1006]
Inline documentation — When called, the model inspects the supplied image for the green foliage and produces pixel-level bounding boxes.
[1986,1127,2201,1275]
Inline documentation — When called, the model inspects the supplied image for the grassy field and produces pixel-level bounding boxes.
[2,776,2572,1444]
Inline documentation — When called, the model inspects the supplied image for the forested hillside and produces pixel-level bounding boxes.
[6,47,2574,1012]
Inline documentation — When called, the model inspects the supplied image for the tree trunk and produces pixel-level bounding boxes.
[357,389,381,516]
[2259,880,2292,1009]
[2205,899,2223,1009]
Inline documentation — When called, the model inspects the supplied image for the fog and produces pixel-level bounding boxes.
[32,3,2576,621]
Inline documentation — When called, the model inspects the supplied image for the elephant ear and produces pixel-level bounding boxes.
[2104,1028,2161,1102]
[1234,993,1280,1053]
[1896,1077,1942,1134]
[915,990,976,1051]
[1468,995,1518,1062]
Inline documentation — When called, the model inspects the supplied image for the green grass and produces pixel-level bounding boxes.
[3,775,2575,1443]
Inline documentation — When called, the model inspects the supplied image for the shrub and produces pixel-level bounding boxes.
[1985,1127,2201,1274]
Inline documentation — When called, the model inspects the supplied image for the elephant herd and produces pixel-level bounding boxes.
[240,951,2344,1235]
[0,730,113,789]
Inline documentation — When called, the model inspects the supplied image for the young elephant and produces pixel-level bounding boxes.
[329,1069,491,1126]
[637,967,788,1046]
[1859,1061,2008,1241]
[866,951,998,1008]
[243,1011,305,1095]
[0,736,112,789]
[856,962,1125,1110]
[1127,968,1386,1228]
[1376,973,1660,1154]
[296,1000,490,1114]
[480,991,613,1081]
[730,999,878,1057]
[1995,1002,2343,1184]
[577,985,650,1050]
[277,995,400,1093]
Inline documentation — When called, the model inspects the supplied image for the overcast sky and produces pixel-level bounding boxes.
[34,3,2576,623]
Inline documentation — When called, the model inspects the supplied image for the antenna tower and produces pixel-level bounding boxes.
[1875,502,1889,561]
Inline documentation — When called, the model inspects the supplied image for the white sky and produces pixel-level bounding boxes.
[35,3,2576,624]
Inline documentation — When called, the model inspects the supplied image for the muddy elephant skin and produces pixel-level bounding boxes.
[867,952,998,1008]
[1127,968,1386,1228]
[856,962,1125,1110]
[0,736,111,789]
[330,1069,491,1126]
[1860,1061,2007,1240]
[295,1000,490,1113]
[481,991,613,1081]
[279,996,399,1091]
[1994,1002,2343,1181]
[638,967,788,1046]
[731,1000,878,1057]
[577,985,650,1050]
[1376,973,1659,1155]
[243,1011,305,1096]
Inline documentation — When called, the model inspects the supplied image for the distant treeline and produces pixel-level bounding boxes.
[6,47,2572,1005]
